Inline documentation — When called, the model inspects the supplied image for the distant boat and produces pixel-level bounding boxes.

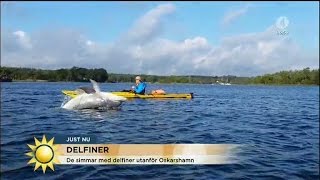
[218,82,231,85]
[0,75,12,82]
[215,80,231,86]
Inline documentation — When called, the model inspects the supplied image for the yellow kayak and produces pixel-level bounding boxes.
[62,90,193,99]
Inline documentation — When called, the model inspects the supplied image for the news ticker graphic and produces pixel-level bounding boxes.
[26,135,240,173]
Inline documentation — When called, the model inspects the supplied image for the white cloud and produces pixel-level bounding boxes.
[13,30,32,49]
[125,3,175,44]
[2,30,32,53]
[1,3,318,76]
[222,4,251,27]
[86,40,93,46]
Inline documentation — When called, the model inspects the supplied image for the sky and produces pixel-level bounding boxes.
[1,1,319,76]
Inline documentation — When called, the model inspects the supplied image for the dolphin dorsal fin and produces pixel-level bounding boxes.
[90,79,101,94]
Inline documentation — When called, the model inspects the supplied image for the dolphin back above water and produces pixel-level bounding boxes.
[62,79,126,110]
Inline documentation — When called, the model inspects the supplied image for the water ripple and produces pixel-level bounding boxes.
[1,83,319,179]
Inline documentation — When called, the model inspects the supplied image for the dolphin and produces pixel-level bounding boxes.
[62,79,126,110]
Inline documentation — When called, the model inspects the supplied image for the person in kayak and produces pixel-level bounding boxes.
[131,76,146,94]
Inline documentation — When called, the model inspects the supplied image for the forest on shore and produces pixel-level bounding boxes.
[0,66,319,85]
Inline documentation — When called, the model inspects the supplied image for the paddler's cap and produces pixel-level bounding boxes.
[135,76,141,80]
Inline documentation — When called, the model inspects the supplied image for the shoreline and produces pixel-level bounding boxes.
[4,80,319,86]
[1,66,318,86]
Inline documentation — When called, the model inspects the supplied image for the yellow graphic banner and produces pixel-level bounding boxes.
[57,144,239,165]
[26,136,239,173]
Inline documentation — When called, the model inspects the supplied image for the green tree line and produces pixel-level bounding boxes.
[250,68,319,85]
[0,66,108,82]
[0,66,318,85]
[108,74,238,84]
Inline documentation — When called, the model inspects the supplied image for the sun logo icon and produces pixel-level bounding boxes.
[26,135,60,173]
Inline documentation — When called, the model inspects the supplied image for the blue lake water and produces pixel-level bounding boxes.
[1,82,319,179]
